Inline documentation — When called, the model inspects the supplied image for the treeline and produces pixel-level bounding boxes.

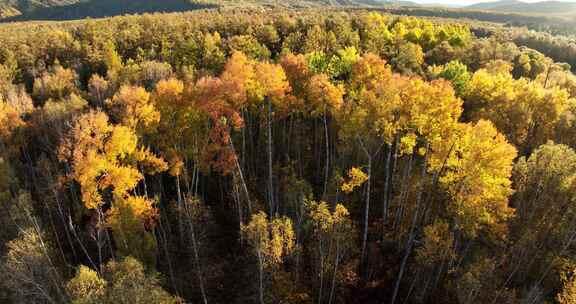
[511,29,576,73]
[376,6,576,37]
[1,9,576,304]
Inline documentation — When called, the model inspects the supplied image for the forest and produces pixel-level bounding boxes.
[375,6,576,37]
[2,6,576,304]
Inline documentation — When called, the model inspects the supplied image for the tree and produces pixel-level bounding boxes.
[307,73,344,199]
[198,32,226,73]
[33,64,78,104]
[512,47,550,80]
[435,120,516,241]
[67,257,181,304]
[106,196,159,267]
[67,266,107,304]
[303,25,338,55]
[392,42,424,75]
[327,47,360,80]
[151,77,206,176]
[1,228,67,304]
[103,40,123,80]
[177,196,211,304]
[463,38,518,71]
[58,110,167,267]
[456,258,517,304]
[0,97,25,145]
[463,68,570,153]
[252,60,292,213]
[413,220,455,300]
[429,60,470,96]
[507,143,576,294]
[117,61,173,90]
[340,53,395,267]
[88,74,111,106]
[106,85,160,132]
[358,12,392,57]
[241,212,295,304]
[342,53,462,272]
[189,76,243,175]
[280,53,311,106]
[410,120,516,303]
[307,200,355,304]
[226,35,271,61]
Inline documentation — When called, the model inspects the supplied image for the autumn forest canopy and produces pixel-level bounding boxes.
[3,6,576,304]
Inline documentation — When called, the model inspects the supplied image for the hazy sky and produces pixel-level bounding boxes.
[413,0,574,5]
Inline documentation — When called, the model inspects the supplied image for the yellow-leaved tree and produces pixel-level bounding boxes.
[241,212,295,304]
[463,68,571,154]
[106,85,160,134]
[434,120,516,242]
[58,110,167,267]
[307,200,355,304]
[67,257,181,304]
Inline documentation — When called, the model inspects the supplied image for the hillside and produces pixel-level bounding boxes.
[0,0,79,15]
[467,0,523,9]
[0,4,18,18]
[3,0,216,21]
[361,0,420,6]
[2,0,576,23]
[0,0,428,21]
[0,0,79,18]
[466,0,576,15]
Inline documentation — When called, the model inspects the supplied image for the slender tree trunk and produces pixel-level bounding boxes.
[93,208,105,272]
[176,174,185,243]
[229,137,252,213]
[318,237,325,304]
[328,238,341,304]
[323,110,330,199]
[295,193,305,284]
[267,97,275,214]
[29,216,68,303]
[391,145,429,304]
[404,269,420,304]
[51,188,78,261]
[361,156,372,268]
[357,138,384,271]
[383,143,392,231]
[158,212,179,297]
[394,153,414,233]
[233,178,244,243]
[258,250,265,304]
[186,204,208,304]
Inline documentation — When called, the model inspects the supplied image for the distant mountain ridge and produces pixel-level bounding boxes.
[466,0,576,14]
[361,0,420,6]
[467,0,523,9]
[4,0,575,22]
[0,0,425,21]
[2,0,216,21]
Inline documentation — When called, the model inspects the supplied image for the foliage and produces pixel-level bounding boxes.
[436,120,516,239]
[0,8,574,304]
[242,212,295,267]
[68,257,181,304]
[1,228,67,304]
[341,167,368,194]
